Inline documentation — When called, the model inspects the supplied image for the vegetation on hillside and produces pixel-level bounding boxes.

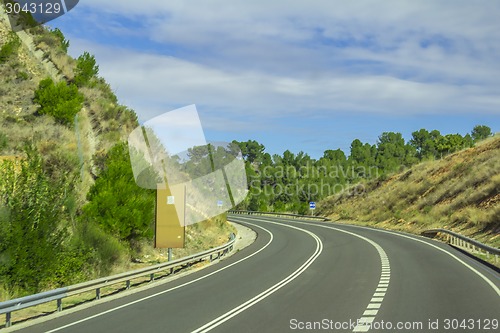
[81,143,155,247]
[0,32,19,63]
[33,77,84,125]
[234,125,493,214]
[0,144,88,294]
[0,15,234,301]
[316,135,500,248]
[73,51,99,87]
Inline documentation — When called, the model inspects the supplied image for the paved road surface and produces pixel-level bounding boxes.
[14,214,500,332]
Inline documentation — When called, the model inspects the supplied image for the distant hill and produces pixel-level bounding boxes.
[317,135,500,248]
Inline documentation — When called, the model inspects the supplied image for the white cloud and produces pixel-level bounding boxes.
[58,0,500,137]
[64,46,498,142]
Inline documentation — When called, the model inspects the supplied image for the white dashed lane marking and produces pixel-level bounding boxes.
[353,246,390,332]
[284,221,391,333]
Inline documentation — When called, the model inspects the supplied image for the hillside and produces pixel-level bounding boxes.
[317,135,500,248]
[0,10,234,301]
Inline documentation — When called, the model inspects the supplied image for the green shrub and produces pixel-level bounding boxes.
[44,245,94,288]
[74,52,99,87]
[0,132,7,150]
[74,221,128,276]
[34,78,84,126]
[81,142,155,244]
[0,33,21,64]
[0,145,71,294]
[50,28,70,53]
[16,71,29,81]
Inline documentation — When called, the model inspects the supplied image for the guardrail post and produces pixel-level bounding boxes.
[126,280,130,290]
[168,248,173,274]
[150,273,155,282]
[57,298,62,312]
[5,312,11,328]
[96,288,101,300]
[210,254,213,262]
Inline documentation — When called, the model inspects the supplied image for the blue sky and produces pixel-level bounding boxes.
[49,1,500,158]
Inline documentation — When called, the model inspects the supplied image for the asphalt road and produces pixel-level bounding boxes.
[12,214,500,333]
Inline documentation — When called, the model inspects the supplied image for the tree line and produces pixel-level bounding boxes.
[233,125,493,214]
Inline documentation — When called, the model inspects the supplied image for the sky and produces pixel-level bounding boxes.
[48,0,500,159]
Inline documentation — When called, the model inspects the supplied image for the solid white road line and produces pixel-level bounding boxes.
[44,222,275,333]
[191,218,324,333]
[342,223,500,297]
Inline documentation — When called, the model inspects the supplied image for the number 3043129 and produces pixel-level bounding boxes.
[5,2,62,15]
[443,319,498,330]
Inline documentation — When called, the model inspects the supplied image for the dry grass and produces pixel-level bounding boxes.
[130,214,236,266]
[318,135,500,249]
[73,109,98,204]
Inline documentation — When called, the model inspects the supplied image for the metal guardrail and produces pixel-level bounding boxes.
[228,210,330,221]
[422,228,499,262]
[228,210,500,254]
[231,211,499,264]
[0,233,236,328]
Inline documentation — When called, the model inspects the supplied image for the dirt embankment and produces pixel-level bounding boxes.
[318,135,500,248]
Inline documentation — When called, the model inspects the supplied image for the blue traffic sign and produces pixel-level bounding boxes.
[309,202,316,209]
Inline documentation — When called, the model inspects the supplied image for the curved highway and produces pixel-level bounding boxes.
[13,214,500,333]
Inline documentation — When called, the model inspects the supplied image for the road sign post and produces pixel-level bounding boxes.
[309,201,316,216]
